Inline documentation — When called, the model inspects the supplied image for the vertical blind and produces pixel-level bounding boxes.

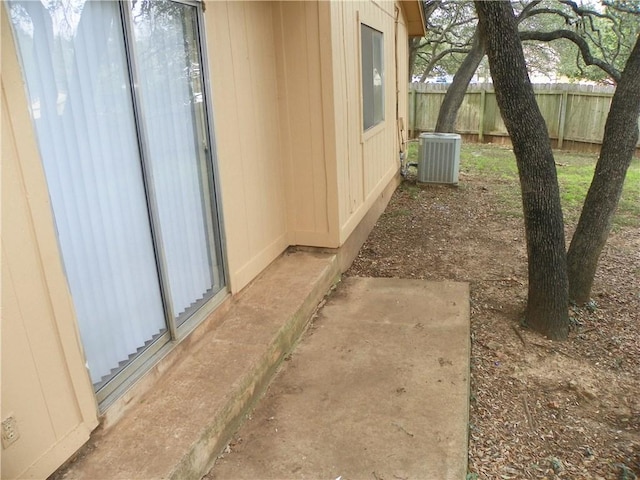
[131,1,220,319]
[9,0,167,384]
[9,0,224,388]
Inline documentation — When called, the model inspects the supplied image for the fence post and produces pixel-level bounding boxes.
[557,91,568,150]
[478,88,486,143]
[411,87,418,138]
[409,87,415,139]
[407,83,415,139]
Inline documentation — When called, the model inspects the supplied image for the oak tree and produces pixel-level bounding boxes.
[475,0,640,338]
[476,0,570,340]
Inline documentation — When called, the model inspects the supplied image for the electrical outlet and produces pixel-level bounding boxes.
[2,414,20,448]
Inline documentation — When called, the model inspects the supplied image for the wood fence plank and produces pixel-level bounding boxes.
[408,83,640,149]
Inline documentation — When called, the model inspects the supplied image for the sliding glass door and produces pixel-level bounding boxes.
[130,1,222,323]
[8,0,225,404]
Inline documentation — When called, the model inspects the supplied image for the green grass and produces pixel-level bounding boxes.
[458,145,523,218]
[408,141,640,229]
[406,141,419,164]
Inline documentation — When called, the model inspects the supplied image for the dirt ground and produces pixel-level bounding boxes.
[347,155,639,479]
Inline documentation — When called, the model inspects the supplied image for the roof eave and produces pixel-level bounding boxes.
[400,0,427,37]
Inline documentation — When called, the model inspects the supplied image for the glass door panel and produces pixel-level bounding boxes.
[8,0,168,387]
[9,0,226,403]
[130,0,223,322]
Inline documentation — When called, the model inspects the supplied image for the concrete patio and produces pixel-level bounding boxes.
[208,277,470,480]
[52,252,470,480]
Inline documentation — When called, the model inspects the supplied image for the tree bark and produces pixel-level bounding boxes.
[434,30,484,133]
[476,1,569,340]
[567,34,640,303]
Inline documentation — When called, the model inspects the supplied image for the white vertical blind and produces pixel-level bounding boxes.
[131,1,220,318]
[9,0,167,385]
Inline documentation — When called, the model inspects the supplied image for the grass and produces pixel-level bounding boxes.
[408,141,639,229]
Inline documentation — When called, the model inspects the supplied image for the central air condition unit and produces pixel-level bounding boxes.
[417,133,462,185]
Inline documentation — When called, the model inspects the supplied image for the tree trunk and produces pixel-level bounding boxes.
[567,34,640,304]
[434,31,484,133]
[476,1,569,340]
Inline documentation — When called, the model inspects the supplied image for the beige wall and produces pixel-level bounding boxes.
[1,9,99,479]
[206,0,412,288]
[206,0,344,291]
[205,1,290,293]
[397,7,410,140]
[329,1,410,244]
[273,1,341,248]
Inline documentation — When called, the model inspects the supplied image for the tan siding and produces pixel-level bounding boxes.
[209,0,413,260]
[273,1,339,247]
[363,127,394,195]
[206,1,288,292]
[317,1,341,247]
[331,1,364,222]
[330,1,408,243]
[1,9,98,477]
[330,2,351,225]
[305,2,330,237]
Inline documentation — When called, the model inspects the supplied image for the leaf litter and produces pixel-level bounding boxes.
[347,162,639,480]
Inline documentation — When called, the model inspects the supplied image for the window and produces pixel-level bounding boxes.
[361,24,384,131]
[8,0,225,404]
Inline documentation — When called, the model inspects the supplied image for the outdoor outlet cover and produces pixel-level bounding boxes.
[2,414,20,448]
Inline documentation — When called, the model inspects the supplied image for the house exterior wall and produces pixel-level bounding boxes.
[205,0,341,291]
[328,1,410,244]
[273,1,341,248]
[397,10,410,140]
[1,9,99,479]
[1,0,419,476]
[205,1,289,293]
[206,0,412,288]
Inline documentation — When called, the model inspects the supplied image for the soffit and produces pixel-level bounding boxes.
[399,0,427,37]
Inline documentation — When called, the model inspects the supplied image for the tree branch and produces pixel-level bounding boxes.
[558,0,613,20]
[520,8,573,23]
[520,29,622,81]
[423,0,443,23]
[419,47,473,82]
[517,0,544,21]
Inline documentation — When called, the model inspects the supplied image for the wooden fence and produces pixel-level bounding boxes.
[408,82,640,152]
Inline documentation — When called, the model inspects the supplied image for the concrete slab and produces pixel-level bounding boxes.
[53,251,340,480]
[208,277,470,480]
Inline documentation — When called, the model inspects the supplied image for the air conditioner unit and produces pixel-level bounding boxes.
[417,133,462,185]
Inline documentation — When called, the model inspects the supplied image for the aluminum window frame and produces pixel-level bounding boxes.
[98,0,229,408]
